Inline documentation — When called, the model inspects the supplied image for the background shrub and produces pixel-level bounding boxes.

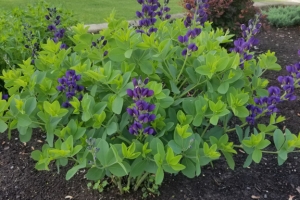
[180,0,265,36]
[263,6,300,27]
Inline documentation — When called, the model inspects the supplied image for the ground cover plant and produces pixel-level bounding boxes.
[1,0,300,198]
[263,5,300,27]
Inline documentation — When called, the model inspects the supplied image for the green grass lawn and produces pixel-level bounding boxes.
[0,0,183,24]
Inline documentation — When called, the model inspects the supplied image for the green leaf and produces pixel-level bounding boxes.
[31,150,42,161]
[273,129,285,151]
[66,161,86,180]
[278,149,288,161]
[19,127,32,142]
[181,158,196,178]
[108,162,129,177]
[155,167,164,185]
[106,122,118,135]
[256,140,271,150]
[108,48,126,62]
[182,99,195,115]
[124,49,133,58]
[210,115,219,125]
[24,97,36,115]
[243,154,253,168]
[169,80,180,94]
[112,96,123,114]
[159,97,174,108]
[139,60,153,75]
[130,158,147,177]
[85,167,105,181]
[252,149,262,163]
[235,125,243,143]
[217,82,229,94]
[0,119,8,133]
[17,114,32,127]
[223,152,235,170]
[97,139,109,165]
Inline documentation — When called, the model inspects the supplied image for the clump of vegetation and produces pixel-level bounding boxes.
[263,5,300,27]
[180,0,265,36]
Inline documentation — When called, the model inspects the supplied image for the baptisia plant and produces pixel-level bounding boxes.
[1,0,300,196]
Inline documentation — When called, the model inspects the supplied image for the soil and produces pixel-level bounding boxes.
[1,26,300,200]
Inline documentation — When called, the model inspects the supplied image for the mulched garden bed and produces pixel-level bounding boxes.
[1,26,300,200]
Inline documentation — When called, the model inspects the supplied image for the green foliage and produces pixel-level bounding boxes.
[263,6,300,27]
[0,6,298,197]
[0,1,77,89]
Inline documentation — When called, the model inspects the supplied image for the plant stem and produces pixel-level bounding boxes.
[201,124,210,137]
[117,135,131,144]
[176,55,189,83]
[134,172,149,191]
[117,177,124,195]
[226,122,248,133]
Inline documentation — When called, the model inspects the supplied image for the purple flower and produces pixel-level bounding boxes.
[1,94,8,100]
[144,126,155,135]
[60,43,67,49]
[188,43,198,52]
[268,86,281,97]
[48,24,56,31]
[182,49,188,56]
[178,35,189,43]
[186,3,192,10]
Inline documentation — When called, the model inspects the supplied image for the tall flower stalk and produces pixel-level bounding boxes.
[56,70,84,108]
[127,77,156,140]
[230,14,262,68]
[45,7,67,49]
[136,0,171,34]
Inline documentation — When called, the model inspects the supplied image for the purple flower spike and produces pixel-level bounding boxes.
[57,70,84,108]
[127,77,156,137]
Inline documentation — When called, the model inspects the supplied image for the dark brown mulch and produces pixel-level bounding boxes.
[1,26,300,200]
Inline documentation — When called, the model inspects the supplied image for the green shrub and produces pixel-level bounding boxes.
[0,1,77,74]
[0,0,300,196]
[263,5,300,27]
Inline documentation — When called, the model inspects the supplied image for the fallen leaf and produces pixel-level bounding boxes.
[296,186,300,193]
[239,149,245,153]
[65,195,73,199]
[251,195,260,199]
[288,195,295,200]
